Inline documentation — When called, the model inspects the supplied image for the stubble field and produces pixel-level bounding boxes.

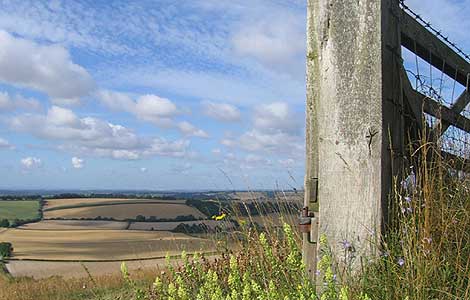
[0,198,216,279]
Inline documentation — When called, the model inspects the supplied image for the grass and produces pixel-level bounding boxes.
[0,200,40,221]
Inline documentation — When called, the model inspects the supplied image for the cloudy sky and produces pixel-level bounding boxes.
[0,0,467,190]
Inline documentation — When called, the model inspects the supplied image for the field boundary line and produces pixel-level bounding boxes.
[5,251,219,263]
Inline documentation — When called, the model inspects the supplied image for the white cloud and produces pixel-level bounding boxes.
[140,167,147,172]
[0,138,14,150]
[97,90,207,137]
[71,156,84,169]
[232,12,305,76]
[97,90,176,126]
[253,102,300,134]
[135,95,179,122]
[279,158,296,168]
[238,129,302,153]
[177,121,209,138]
[47,105,79,126]
[220,139,236,147]
[202,101,241,122]
[0,91,41,112]
[211,148,221,155]
[10,107,192,160]
[0,30,94,103]
[221,102,303,155]
[21,157,41,169]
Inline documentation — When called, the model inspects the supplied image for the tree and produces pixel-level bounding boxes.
[135,215,146,222]
[0,219,9,228]
[0,242,12,258]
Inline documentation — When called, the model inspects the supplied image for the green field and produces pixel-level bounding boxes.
[0,201,41,221]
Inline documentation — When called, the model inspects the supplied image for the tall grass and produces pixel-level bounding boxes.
[348,143,470,300]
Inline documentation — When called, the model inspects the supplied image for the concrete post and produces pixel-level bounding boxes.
[304,0,403,271]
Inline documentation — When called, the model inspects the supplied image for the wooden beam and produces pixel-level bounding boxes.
[400,10,470,88]
[402,68,470,134]
[418,93,470,134]
[439,91,470,134]
[401,67,423,128]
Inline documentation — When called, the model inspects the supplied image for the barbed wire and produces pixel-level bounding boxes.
[399,0,470,61]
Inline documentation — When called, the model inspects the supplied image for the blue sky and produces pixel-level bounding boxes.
[0,0,468,190]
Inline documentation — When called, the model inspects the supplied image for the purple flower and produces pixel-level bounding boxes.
[315,270,321,276]
[397,258,405,267]
[404,196,411,203]
[340,239,352,250]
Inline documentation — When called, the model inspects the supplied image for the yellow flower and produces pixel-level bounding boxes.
[212,213,226,221]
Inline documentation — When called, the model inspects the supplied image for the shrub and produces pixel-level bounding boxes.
[0,219,9,228]
[0,242,13,258]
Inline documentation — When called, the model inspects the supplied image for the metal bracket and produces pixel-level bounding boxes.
[299,206,319,244]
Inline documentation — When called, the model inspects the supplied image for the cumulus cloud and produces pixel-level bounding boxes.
[0,138,14,150]
[177,121,209,138]
[21,156,41,169]
[71,156,84,169]
[202,101,241,122]
[221,101,303,155]
[253,102,300,134]
[140,167,147,173]
[232,13,305,76]
[0,30,94,104]
[97,90,207,137]
[0,91,41,112]
[10,106,191,160]
[97,90,178,125]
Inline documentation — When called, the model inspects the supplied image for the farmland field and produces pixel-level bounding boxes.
[0,200,40,221]
[44,203,206,220]
[44,198,186,210]
[0,228,214,260]
[19,220,129,230]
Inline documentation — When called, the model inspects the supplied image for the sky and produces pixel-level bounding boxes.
[0,0,468,190]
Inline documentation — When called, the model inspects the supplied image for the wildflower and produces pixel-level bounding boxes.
[402,167,417,193]
[381,251,390,258]
[212,212,226,221]
[319,234,328,246]
[404,196,411,203]
[340,239,354,252]
[397,258,405,267]
[315,269,321,276]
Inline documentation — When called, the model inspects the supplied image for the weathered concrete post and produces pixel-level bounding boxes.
[304,0,403,274]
